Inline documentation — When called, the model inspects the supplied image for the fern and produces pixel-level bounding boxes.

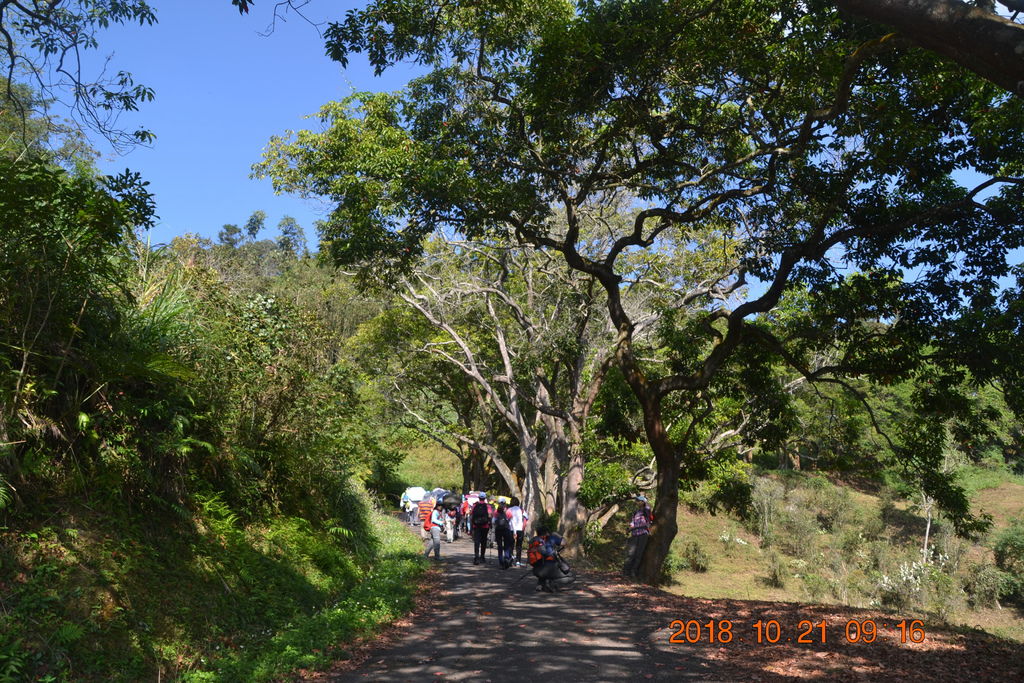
[0,474,12,511]
[0,636,26,683]
[52,623,85,646]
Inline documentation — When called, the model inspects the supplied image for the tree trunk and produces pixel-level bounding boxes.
[558,444,588,559]
[461,454,473,495]
[471,446,485,490]
[487,447,522,500]
[587,502,620,530]
[541,445,558,515]
[535,379,566,518]
[921,492,934,564]
[834,0,1024,98]
[520,440,545,525]
[637,402,680,585]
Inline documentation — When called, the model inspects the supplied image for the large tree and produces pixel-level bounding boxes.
[834,0,1024,99]
[258,0,1023,583]
[232,0,1024,99]
[350,234,618,544]
[1,0,158,150]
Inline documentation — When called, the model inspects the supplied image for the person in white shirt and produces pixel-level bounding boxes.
[508,497,529,567]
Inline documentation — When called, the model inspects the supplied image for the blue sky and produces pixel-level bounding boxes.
[87,0,412,247]
[85,1,1020,291]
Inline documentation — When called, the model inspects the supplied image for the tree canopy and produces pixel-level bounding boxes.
[258,0,1024,583]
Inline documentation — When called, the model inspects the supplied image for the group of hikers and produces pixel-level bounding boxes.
[400,487,656,590]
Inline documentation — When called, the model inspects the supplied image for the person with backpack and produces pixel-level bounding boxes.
[508,496,528,567]
[403,494,417,525]
[423,501,445,560]
[623,495,654,578]
[528,525,569,592]
[470,493,494,565]
[418,496,435,540]
[493,502,514,569]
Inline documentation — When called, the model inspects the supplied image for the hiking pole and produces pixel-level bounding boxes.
[511,568,535,585]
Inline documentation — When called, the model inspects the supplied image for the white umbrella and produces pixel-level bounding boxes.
[405,486,427,502]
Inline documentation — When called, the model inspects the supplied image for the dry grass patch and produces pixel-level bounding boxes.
[973,481,1024,530]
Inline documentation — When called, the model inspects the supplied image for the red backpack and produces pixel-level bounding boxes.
[528,535,556,566]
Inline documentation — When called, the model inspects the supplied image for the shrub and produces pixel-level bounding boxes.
[963,563,1013,609]
[660,552,685,586]
[860,509,886,540]
[718,527,750,556]
[764,550,787,588]
[750,477,784,541]
[582,520,603,555]
[777,505,820,559]
[923,566,963,620]
[813,483,854,532]
[578,458,634,510]
[994,519,1024,576]
[836,529,871,564]
[876,559,927,610]
[994,519,1024,602]
[867,540,892,572]
[934,526,968,574]
[801,573,830,602]
[878,488,901,527]
[680,540,710,573]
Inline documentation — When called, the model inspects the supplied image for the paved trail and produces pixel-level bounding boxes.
[325,527,713,682]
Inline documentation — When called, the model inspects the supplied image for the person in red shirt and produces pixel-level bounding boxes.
[461,497,472,534]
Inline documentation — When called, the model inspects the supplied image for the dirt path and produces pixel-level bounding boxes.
[322,528,710,681]
[320,526,1024,682]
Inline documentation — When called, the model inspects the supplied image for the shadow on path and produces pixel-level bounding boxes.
[320,526,1024,682]
[322,528,710,682]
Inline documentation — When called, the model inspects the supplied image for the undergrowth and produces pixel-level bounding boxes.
[0,488,425,681]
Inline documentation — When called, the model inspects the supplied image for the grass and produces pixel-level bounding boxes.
[587,467,1024,644]
[195,511,425,681]
[960,463,1024,497]
[396,442,462,492]
[0,491,427,681]
[665,510,794,603]
[972,481,1024,532]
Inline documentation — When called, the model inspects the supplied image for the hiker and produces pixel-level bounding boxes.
[403,495,417,525]
[418,495,435,540]
[470,493,494,565]
[444,505,457,543]
[464,492,480,534]
[508,496,528,567]
[461,496,472,535]
[493,501,514,569]
[623,495,654,578]
[453,499,464,539]
[441,489,461,540]
[424,501,445,560]
[528,525,572,592]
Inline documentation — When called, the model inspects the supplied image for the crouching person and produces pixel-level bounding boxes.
[528,526,573,592]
